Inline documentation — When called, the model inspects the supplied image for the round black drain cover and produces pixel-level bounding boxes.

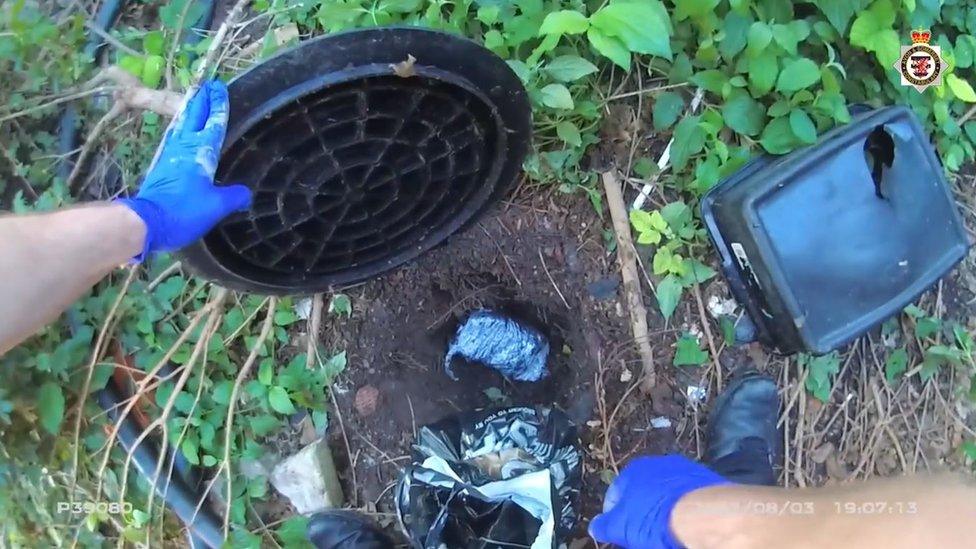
[181,27,531,293]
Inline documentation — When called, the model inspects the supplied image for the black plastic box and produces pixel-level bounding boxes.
[701,106,970,355]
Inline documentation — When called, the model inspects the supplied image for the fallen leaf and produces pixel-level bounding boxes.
[391,54,417,78]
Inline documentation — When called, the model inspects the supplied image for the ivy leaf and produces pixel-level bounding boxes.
[328,294,352,317]
[556,121,583,147]
[589,0,672,59]
[544,55,598,82]
[37,382,65,435]
[181,437,200,466]
[759,116,800,154]
[652,91,685,130]
[258,357,274,386]
[268,386,297,415]
[849,0,900,68]
[885,348,908,382]
[721,90,765,136]
[212,380,233,406]
[748,50,779,95]
[679,260,717,285]
[670,115,705,170]
[538,10,589,36]
[719,12,752,60]
[947,73,976,102]
[673,334,708,366]
[656,274,683,319]
[789,109,818,144]
[776,58,821,93]
[540,83,574,110]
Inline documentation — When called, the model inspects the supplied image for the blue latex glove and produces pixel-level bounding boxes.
[589,455,729,549]
[118,80,251,261]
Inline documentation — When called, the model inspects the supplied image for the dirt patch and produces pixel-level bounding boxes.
[319,188,686,536]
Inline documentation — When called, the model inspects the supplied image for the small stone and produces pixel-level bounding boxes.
[619,367,633,383]
[650,416,672,429]
[270,438,344,515]
[354,385,380,417]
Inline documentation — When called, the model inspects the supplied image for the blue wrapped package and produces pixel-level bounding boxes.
[444,310,550,382]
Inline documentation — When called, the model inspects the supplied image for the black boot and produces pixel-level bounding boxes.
[306,511,395,549]
[703,371,782,486]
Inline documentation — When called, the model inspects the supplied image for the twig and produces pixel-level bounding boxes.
[601,170,656,391]
[538,249,569,309]
[0,86,117,124]
[223,297,277,537]
[70,266,138,494]
[83,19,140,56]
[146,261,182,291]
[957,103,976,126]
[688,259,722,391]
[328,386,358,507]
[605,82,688,101]
[194,0,251,83]
[481,224,521,286]
[66,102,124,194]
[306,294,322,370]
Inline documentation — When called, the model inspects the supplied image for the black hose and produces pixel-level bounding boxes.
[96,380,224,548]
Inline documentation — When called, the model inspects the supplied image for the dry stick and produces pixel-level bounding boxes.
[195,0,251,83]
[602,170,656,391]
[94,288,221,500]
[117,291,226,516]
[66,102,124,194]
[146,261,183,291]
[69,266,138,494]
[328,383,358,508]
[223,297,277,537]
[538,249,569,309]
[0,86,117,124]
[306,293,323,370]
[688,252,722,391]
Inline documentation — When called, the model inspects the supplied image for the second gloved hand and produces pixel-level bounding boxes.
[589,455,729,549]
[118,80,251,261]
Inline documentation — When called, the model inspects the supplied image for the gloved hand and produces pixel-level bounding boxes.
[589,455,729,549]
[118,79,251,261]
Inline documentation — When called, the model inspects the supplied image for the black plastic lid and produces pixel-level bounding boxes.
[180,27,531,294]
[702,106,970,354]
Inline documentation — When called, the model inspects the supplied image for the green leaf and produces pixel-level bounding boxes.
[589,0,672,59]
[719,12,751,61]
[721,90,765,136]
[212,380,233,406]
[915,316,940,339]
[746,22,773,57]
[673,334,708,366]
[885,348,908,382]
[141,55,165,89]
[776,58,821,93]
[556,121,582,147]
[250,414,279,436]
[274,309,299,326]
[544,55,599,82]
[947,73,976,102]
[849,0,900,68]
[539,10,589,36]
[258,357,274,385]
[652,91,685,130]
[789,109,818,144]
[817,0,856,33]
[202,455,218,467]
[690,69,727,95]
[248,476,269,499]
[587,27,631,70]
[760,116,800,154]
[268,386,297,415]
[143,30,165,56]
[803,353,841,402]
[37,382,65,434]
[674,0,720,19]
[679,260,717,285]
[956,36,975,69]
[539,83,574,110]
[181,437,200,465]
[656,274,683,319]
[119,55,146,77]
[670,115,706,170]
[328,294,352,317]
[748,50,779,95]
[276,516,312,547]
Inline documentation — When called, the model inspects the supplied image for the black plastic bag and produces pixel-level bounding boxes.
[396,407,581,549]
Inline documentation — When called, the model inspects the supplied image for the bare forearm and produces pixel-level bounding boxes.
[671,475,976,548]
[0,203,145,353]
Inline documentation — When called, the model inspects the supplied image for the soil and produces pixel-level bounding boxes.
[320,187,690,539]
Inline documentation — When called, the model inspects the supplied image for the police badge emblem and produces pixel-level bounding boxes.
[894,29,944,93]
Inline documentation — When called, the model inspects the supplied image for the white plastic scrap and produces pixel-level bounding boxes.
[686,385,707,404]
[650,416,672,429]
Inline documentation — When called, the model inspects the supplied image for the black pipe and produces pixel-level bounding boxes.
[96,380,224,548]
